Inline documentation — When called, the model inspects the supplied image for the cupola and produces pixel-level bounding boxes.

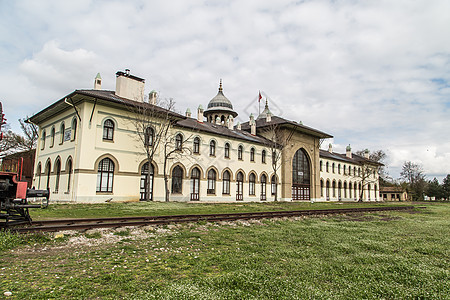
[204,79,238,125]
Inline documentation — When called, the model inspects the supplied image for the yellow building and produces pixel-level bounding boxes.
[29,70,380,203]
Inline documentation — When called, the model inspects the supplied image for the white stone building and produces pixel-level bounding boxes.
[29,70,381,203]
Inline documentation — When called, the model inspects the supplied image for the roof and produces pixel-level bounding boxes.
[380,186,406,193]
[204,81,238,117]
[175,118,274,146]
[29,89,184,124]
[241,115,333,139]
[319,149,384,166]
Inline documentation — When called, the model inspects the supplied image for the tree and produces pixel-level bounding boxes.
[351,150,381,201]
[442,174,450,200]
[260,122,289,201]
[127,96,190,202]
[0,118,38,158]
[400,161,426,201]
[425,178,444,200]
[356,149,389,186]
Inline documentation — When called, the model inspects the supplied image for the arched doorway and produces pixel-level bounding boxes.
[140,162,154,201]
[190,167,200,201]
[236,172,244,201]
[292,148,310,201]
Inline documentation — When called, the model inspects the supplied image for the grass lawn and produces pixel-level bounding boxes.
[29,200,412,220]
[0,202,448,299]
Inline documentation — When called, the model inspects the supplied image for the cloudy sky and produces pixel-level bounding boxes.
[1,0,449,181]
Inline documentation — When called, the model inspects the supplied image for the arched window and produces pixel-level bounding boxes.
[236,172,244,200]
[66,159,72,193]
[338,181,342,200]
[374,184,378,201]
[54,159,61,193]
[97,158,114,192]
[343,165,346,175]
[332,181,336,197]
[320,179,324,197]
[320,160,323,171]
[175,134,183,150]
[36,163,42,189]
[271,175,277,196]
[224,143,230,158]
[326,180,330,200]
[191,167,200,200]
[193,137,200,154]
[338,164,341,174]
[354,183,357,200]
[349,182,352,199]
[292,148,311,201]
[50,127,55,147]
[262,150,266,163]
[45,160,51,190]
[332,163,335,173]
[358,183,362,200]
[207,169,216,194]
[71,118,77,141]
[103,119,114,141]
[249,173,256,195]
[344,182,347,198]
[260,174,267,200]
[171,166,183,194]
[140,162,154,201]
[358,168,361,176]
[238,145,243,160]
[250,148,255,162]
[326,162,329,172]
[41,130,46,150]
[60,123,65,144]
[368,184,371,200]
[210,140,216,156]
[145,127,154,146]
[222,170,230,194]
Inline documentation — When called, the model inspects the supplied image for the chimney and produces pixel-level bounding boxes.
[328,143,333,153]
[185,108,191,118]
[364,149,370,159]
[115,69,145,102]
[236,122,241,130]
[250,114,256,135]
[227,115,234,130]
[266,111,272,123]
[149,90,157,105]
[346,144,352,158]
[197,105,204,123]
[94,73,102,90]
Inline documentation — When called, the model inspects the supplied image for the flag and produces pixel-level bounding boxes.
[258,91,262,102]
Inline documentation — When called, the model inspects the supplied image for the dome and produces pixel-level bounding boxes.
[257,99,272,120]
[204,80,238,119]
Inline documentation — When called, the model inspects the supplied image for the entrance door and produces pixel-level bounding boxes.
[292,148,311,201]
[140,162,154,201]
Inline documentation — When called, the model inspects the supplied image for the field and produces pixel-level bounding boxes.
[1,202,449,299]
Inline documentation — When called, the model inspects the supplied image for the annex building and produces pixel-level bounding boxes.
[29,70,381,203]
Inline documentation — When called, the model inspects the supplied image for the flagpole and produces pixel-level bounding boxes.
[258,91,261,116]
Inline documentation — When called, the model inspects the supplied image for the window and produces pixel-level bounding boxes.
[191,167,200,200]
[210,140,216,156]
[222,170,230,194]
[193,137,200,154]
[332,163,335,173]
[343,165,346,175]
[145,127,154,146]
[41,130,46,150]
[50,127,55,147]
[103,119,114,141]
[175,134,183,150]
[320,180,324,197]
[320,160,323,171]
[332,181,336,197]
[236,172,244,200]
[326,162,329,172]
[54,159,61,193]
[250,148,255,162]
[66,159,72,193]
[344,182,347,198]
[260,174,267,200]
[171,166,183,194]
[249,173,256,195]
[338,164,341,174]
[207,169,216,194]
[60,123,65,144]
[72,118,77,141]
[224,143,230,158]
[36,163,42,189]
[96,158,114,192]
[349,182,352,199]
[271,175,277,196]
[238,145,243,160]
[262,150,266,163]
[353,167,356,175]
[45,160,51,190]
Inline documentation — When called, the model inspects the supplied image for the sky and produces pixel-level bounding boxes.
[0,0,449,181]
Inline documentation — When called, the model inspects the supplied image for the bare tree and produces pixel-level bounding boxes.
[127,96,191,202]
[400,161,426,201]
[260,123,288,201]
[350,150,381,202]
[0,118,38,158]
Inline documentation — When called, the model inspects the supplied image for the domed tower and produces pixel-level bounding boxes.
[204,79,238,124]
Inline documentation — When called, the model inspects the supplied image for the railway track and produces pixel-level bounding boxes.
[7,206,415,233]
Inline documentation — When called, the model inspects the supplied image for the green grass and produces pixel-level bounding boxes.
[0,202,448,299]
[30,200,412,220]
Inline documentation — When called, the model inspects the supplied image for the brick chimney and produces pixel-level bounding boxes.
[115,69,145,102]
[328,143,333,153]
